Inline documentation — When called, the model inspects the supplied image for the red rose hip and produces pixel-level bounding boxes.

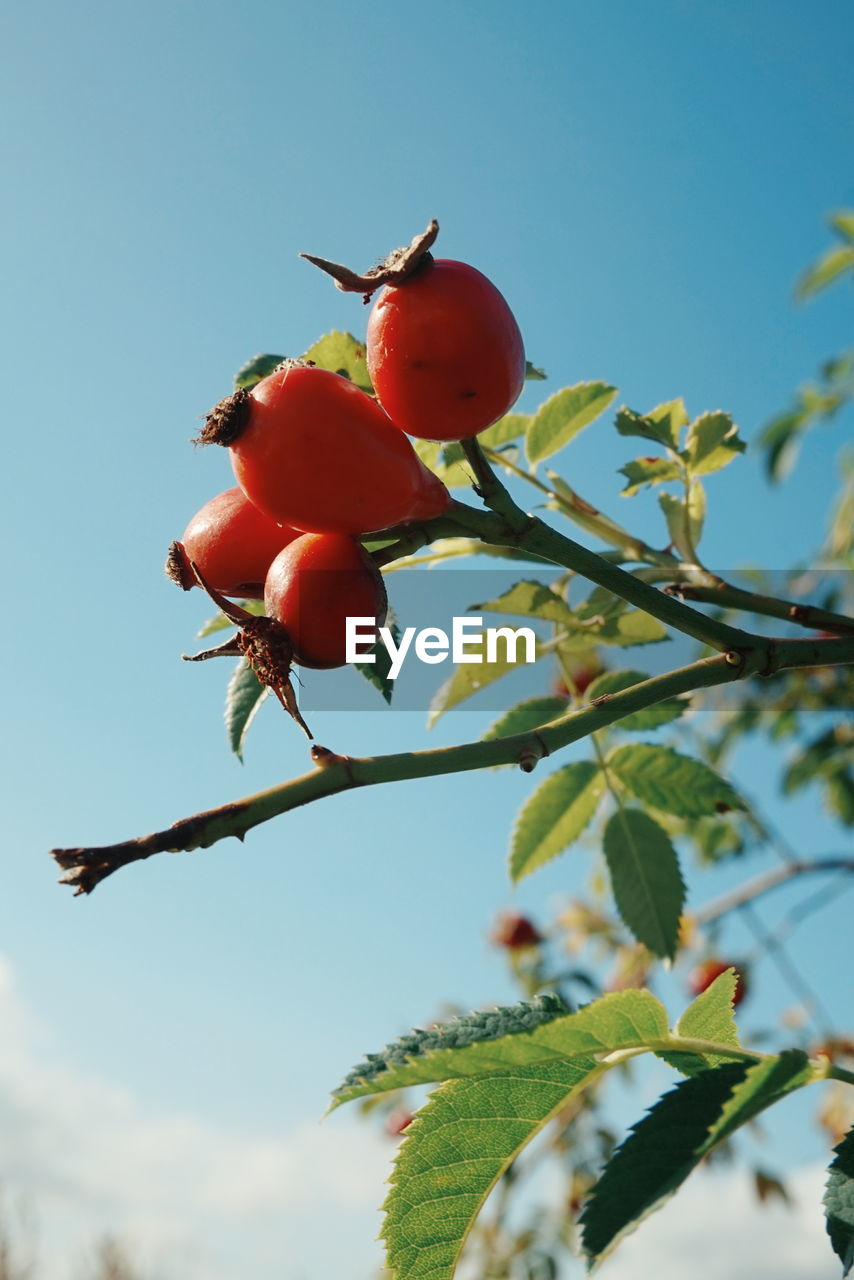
[200,364,450,536]
[263,532,388,669]
[366,258,526,442]
[166,487,299,599]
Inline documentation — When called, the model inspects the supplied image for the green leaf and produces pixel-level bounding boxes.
[795,244,854,300]
[830,211,854,242]
[684,411,746,475]
[300,330,372,391]
[382,1059,598,1280]
[482,697,569,744]
[608,743,745,817]
[759,409,806,482]
[783,727,852,795]
[470,579,575,626]
[412,438,442,468]
[602,809,685,959]
[197,598,265,638]
[649,398,690,439]
[510,762,606,881]
[584,670,688,730]
[525,361,547,380]
[233,353,285,391]
[615,401,687,450]
[619,457,682,494]
[675,968,741,1050]
[427,633,542,726]
[526,383,618,465]
[581,1051,812,1264]
[479,412,531,449]
[827,769,854,826]
[663,968,743,1075]
[825,1127,854,1276]
[704,1049,813,1143]
[354,614,400,704]
[545,471,646,553]
[687,476,706,544]
[225,658,268,760]
[658,479,705,559]
[600,609,669,647]
[411,437,471,488]
[381,537,553,571]
[333,989,669,1108]
[569,590,668,648]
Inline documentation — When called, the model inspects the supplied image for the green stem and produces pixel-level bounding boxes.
[480,444,676,567]
[52,637,854,895]
[446,496,753,653]
[663,579,854,637]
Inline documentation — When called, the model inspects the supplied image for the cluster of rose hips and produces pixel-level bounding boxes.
[165,222,525,731]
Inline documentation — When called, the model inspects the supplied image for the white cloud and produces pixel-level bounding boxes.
[590,1162,836,1280]
[0,956,841,1279]
[0,957,390,1279]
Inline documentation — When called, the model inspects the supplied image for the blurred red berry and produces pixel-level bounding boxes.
[491,911,542,950]
[385,1108,414,1138]
[688,958,748,1006]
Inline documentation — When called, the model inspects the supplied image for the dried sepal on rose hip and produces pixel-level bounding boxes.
[182,564,313,740]
[302,220,526,442]
[196,361,450,536]
[165,487,300,600]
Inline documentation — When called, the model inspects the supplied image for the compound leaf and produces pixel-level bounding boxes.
[580,1051,811,1264]
[382,1059,598,1280]
[233,352,285,391]
[381,536,552,571]
[825,1128,854,1276]
[479,412,531,449]
[510,762,607,881]
[482,696,569,744]
[197,598,265,638]
[600,609,668,647]
[301,330,372,391]
[332,989,668,1109]
[427,633,542,726]
[602,809,685,959]
[615,401,687,449]
[684,411,746,476]
[526,383,618,464]
[795,244,854,301]
[658,482,705,560]
[608,743,745,818]
[619,457,682,495]
[354,613,400,704]
[470,579,574,626]
[225,658,268,761]
[663,968,743,1075]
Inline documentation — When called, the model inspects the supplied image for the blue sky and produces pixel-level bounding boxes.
[1,0,852,1274]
